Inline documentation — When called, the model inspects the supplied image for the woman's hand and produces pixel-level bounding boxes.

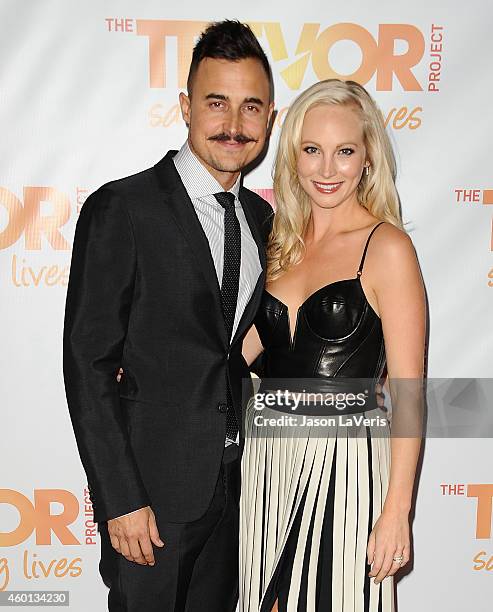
[367,508,411,583]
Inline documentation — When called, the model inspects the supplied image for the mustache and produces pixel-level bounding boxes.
[208,133,258,144]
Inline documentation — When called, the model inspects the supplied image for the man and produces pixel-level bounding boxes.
[63,20,274,611]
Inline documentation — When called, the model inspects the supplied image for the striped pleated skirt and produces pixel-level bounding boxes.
[239,403,394,612]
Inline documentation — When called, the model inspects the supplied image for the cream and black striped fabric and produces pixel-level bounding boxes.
[239,405,394,612]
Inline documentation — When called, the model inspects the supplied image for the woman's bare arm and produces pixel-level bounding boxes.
[373,227,426,509]
[365,224,426,583]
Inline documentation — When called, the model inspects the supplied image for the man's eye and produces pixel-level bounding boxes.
[303,146,318,154]
[339,148,354,155]
[244,105,259,113]
[210,101,224,109]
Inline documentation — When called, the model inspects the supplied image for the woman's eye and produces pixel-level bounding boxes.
[303,146,318,154]
[339,148,354,155]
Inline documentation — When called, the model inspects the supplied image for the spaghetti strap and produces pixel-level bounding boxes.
[356,221,385,276]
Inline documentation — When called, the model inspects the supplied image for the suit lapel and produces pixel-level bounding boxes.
[154,152,269,349]
[231,189,268,346]
[153,151,227,346]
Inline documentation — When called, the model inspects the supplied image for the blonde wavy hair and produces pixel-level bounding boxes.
[268,79,402,281]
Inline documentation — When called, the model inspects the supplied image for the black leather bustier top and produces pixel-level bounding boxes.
[255,222,386,381]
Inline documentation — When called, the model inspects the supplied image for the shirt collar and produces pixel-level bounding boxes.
[173,140,241,202]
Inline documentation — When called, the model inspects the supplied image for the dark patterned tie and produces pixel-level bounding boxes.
[214,191,241,442]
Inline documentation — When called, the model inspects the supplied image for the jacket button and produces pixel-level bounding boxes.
[217,403,228,413]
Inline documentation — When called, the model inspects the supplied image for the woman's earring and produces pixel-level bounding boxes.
[365,165,370,176]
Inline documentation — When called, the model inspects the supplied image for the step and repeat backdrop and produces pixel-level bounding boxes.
[1,0,492,609]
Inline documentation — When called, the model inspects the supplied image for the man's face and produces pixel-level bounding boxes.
[179,57,274,187]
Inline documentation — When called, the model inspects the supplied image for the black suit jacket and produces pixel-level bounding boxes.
[63,150,273,524]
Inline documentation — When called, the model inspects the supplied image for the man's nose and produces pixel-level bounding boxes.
[224,107,242,137]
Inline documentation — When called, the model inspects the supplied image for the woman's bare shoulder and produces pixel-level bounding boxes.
[370,222,416,261]
[361,223,420,290]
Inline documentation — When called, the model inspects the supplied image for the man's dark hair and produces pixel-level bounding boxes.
[187,20,273,99]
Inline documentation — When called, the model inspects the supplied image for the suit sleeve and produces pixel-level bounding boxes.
[63,187,151,523]
[249,196,274,377]
[260,199,274,245]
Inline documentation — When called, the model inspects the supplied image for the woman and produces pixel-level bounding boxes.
[240,79,425,611]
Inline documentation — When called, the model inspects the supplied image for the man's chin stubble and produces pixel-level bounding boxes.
[208,157,245,174]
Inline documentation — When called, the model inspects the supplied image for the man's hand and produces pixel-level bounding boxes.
[375,381,386,410]
[107,506,164,565]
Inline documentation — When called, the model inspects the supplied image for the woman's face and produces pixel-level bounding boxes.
[296,103,368,211]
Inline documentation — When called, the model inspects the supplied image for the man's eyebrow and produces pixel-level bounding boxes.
[244,97,264,106]
[205,93,228,101]
[204,94,264,106]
